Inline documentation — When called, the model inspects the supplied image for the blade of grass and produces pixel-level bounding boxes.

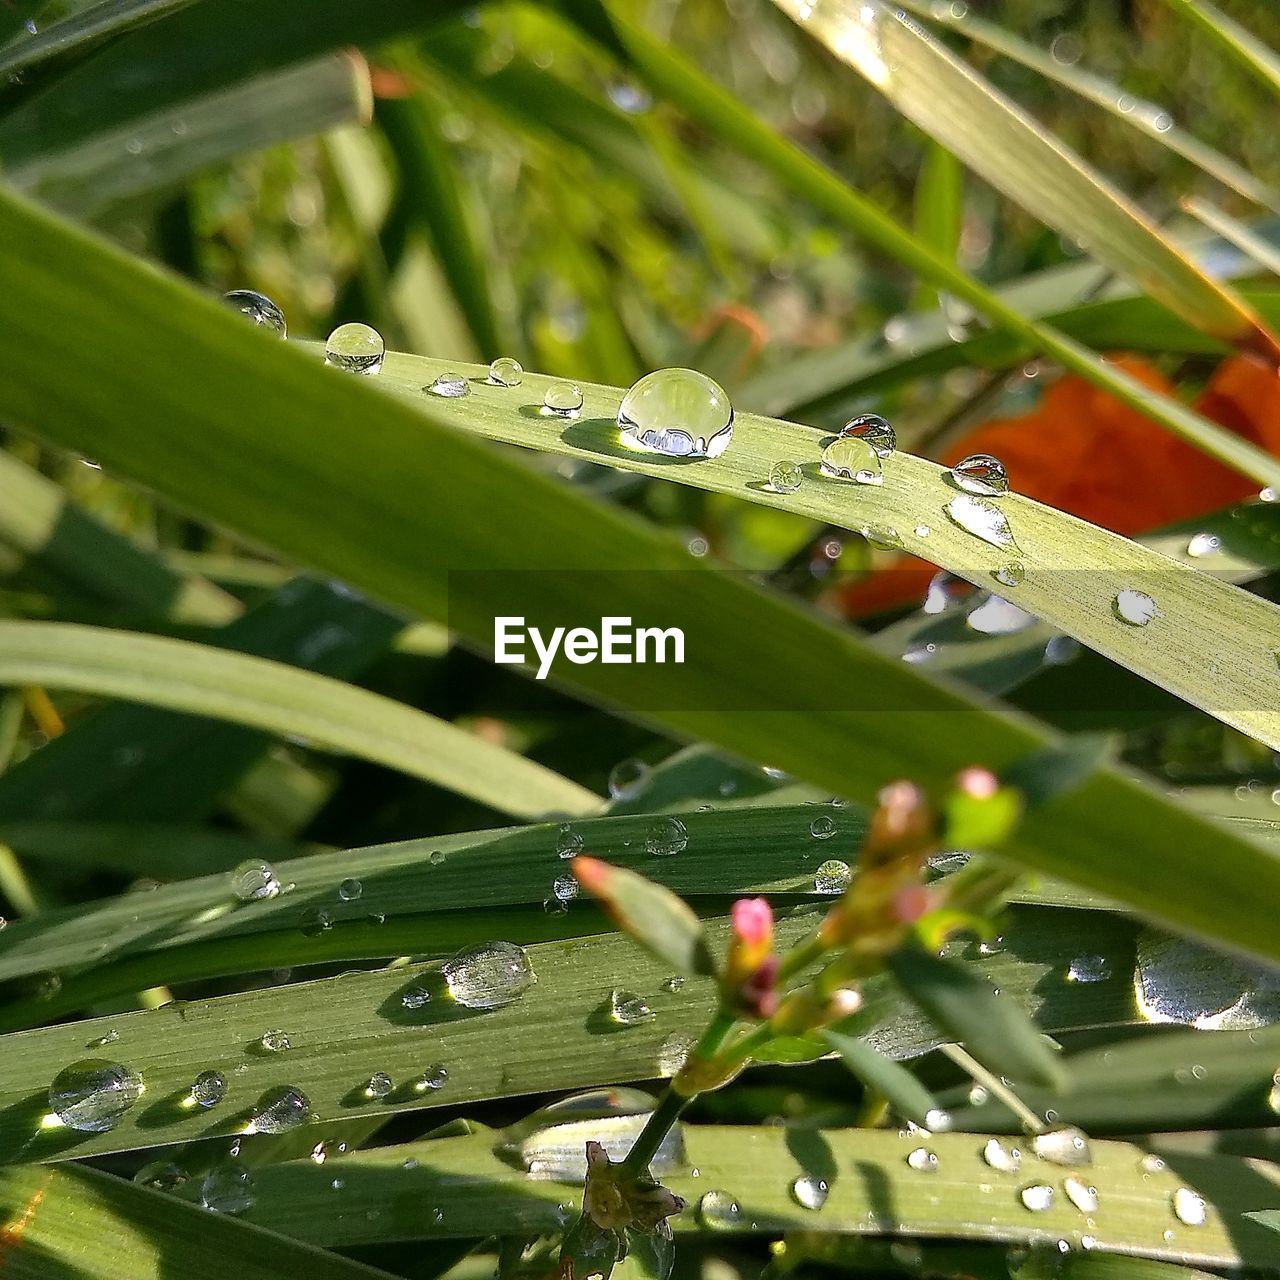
[913,140,963,312]
[1162,0,1280,99]
[1182,196,1280,279]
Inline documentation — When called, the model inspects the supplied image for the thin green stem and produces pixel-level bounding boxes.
[940,1042,1046,1134]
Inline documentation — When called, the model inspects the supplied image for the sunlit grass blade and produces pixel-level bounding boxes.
[1163,0,1280,99]
[1182,196,1280,278]
[897,0,1279,210]
[0,621,600,819]
[913,140,963,311]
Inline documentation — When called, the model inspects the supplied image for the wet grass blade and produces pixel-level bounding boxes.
[1163,0,1280,99]
[0,620,600,819]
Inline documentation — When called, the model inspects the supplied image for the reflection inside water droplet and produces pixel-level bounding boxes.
[790,1175,829,1210]
[324,322,384,375]
[618,368,734,459]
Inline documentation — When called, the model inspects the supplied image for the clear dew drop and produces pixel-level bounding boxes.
[839,413,896,457]
[48,1060,144,1132]
[428,372,470,398]
[364,1072,393,1100]
[607,79,652,114]
[946,495,1018,549]
[1113,589,1159,627]
[552,873,579,902]
[607,758,649,801]
[542,382,583,417]
[608,988,655,1026]
[1020,1183,1054,1212]
[618,368,734,459]
[429,848,447,866]
[948,453,1009,496]
[968,594,1036,635]
[300,907,332,937]
[820,435,882,485]
[645,816,688,858]
[994,561,1025,588]
[134,1160,188,1191]
[657,1032,694,1076]
[250,1085,311,1134]
[906,1147,938,1172]
[1044,635,1080,666]
[1067,954,1111,983]
[338,878,362,902]
[487,356,523,386]
[190,1070,226,1109]
[259,1029,292,1053]
[324,322,384,375]
[223,290,287,338]
[790,1175,829,1210]
[199,1163,255,1215]
[1172,1186,1207,1227]
[698,1189,745,1229]
[1064,1175,1099,1214]
[401,984,431,1010]
[982,1138,1022,1174]
[814,859,851,895]
[768,460,803,493]
[88,1029,119,1049]
[860,524,902,551]
[414,1063,449,1092]
[556,823,584,858]
[809,814,837,840]
[443,940,536,1009]
[661,976,684,994]
[1032,1127,1092,1167]
[1186,532,1221,558]
[230,859,280,902]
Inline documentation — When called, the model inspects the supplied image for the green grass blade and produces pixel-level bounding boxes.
[1183,196,1280,278]
[821,1029,940,1127]
[913,140,963,311]
[2,189,1280,968]
[0,621,599,819]
[1163,0,1280,99]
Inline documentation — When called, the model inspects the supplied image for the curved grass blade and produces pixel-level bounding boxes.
[0,620,600,819]
[1183,196,1280,279]
[2,189,1280,968]
[1163,0,1280,99]
[770,0,1279,360]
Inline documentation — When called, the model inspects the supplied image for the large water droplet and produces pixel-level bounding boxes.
[948,453,1009,496]
[618,368,734,459]
[301,908,332,937]
[223,290,286,338]
[645,816,688,857]
[324,322,384,375]
[230,860,280,902]
[607,79,652,114]
[134,1160,188,1191]
[790,1175,829,1210]
[488,356,523,386]
[840,413,896,457]
[1020,1184,1053,1211]
[443,941,536,1009]
[543,382,583,417]
[250,1085,311,1133]
[364,1072,393,1100]
[1186,532,1221,558]
[946,495,1018,549]
[698,1189,745,1229]
[1133,930,1280,1029]
[1113,590,1159,627]
[860,524,903,551]
[608,988,655,1026]
[994,562,1025,588]
[552,873,579,903]
[338,878,363,903]
[820,436,882,485]
[259,1029,291,1053]
[49,1060,143,1132]
[1067,954,1111,983]
[1032,1127,1091,1167]
[968,594,1035,635]
[428,372,469,398]
[608,757,650,800]
[415,1063,449,1092]
[1064,1175,1099,1214]
[906,1147,938,1172]
[190,1070,226,1109]
[1172,1186,1206,1226]
[556,823,584,859]
[810,814,837,840]
[814,859,851,894]
[982,1137,1022,1173]
[199,1163,255,1214]
[768,460,803,493]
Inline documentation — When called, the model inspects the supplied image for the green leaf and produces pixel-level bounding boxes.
[888,945,1067,1088]
[1163,0,1280,100]
[1000,736,1111,807]
[820,1029,941,1127]
[942,784,1022,848]
[913,140,963,311]
[1183,195,1280,278]
[0,620,600,819]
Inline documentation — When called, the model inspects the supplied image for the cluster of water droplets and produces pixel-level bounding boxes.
[400,940,537,1013]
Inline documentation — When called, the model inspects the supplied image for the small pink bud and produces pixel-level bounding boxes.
[894,883,931,923]
[956,766,999,798]
[732,897,773,948]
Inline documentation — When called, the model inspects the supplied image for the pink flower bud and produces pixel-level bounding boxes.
[732,896,773,949]
[893,883,931,924]
[956,766,999,798]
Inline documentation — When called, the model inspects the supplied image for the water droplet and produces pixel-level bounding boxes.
[946,495,1018,549]
[230,860,280,902]
[1067,954,1111,983]
[608,758,650,800]
[543,382,583,417]
[840,413,896,457]
[994,562,1025,588]
[223,290,286,338]
[1020,1183,1054,1211]
[487,356,523,386]
[608,988,655,1026]
[661,976,684,994]
[860,524,903,551]
[443,940,536,1009]
[949,453,1009,496]
[618,368,734,459]
[645,816,688,857]
[338,878,362,902]
[698,1189,745,1229]
[48,1060,143,1132]
[1050,32,1082,64]
[190,1070,226,1109]
[906,1147,938,1172]
[814,859,851,894]
[1044,635,1080,666]
[809,814,837,840]
[1064,1175,1099,1213]
[88,1029,119,1049]
[364,1072,393,1100]
[903,643,937,664]
[301,908,332,937]
[1172,1186,1206,1226]
[1032,1127,1091,1167]
[259,1029,291,1053]
[556,823,584,858]
[414,1063,449,1092]
[429,848,447,866]
[331,1177,345,1190]
[968,1084,989,1106]
[820,436,882,485]
[250,1085,311,1133]
[968,594,1035,635]
[768,460,803,493]
[982,1138,1022,1173]
[1113,590,1159,626]
[324,322,384,375]
[924,1108,953,1133]
[199,1163,255,1214]
[1186,532,1221,558]
[134,1160,188,1191]
[401,984,431,1010]
[607,80,652,114]
[658,1032,694,1075]
[552,873,578,902]
[428,372,470,398]
[790,1175,829,1210]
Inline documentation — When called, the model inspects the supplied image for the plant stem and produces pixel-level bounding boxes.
[940,1042,1046,1133]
